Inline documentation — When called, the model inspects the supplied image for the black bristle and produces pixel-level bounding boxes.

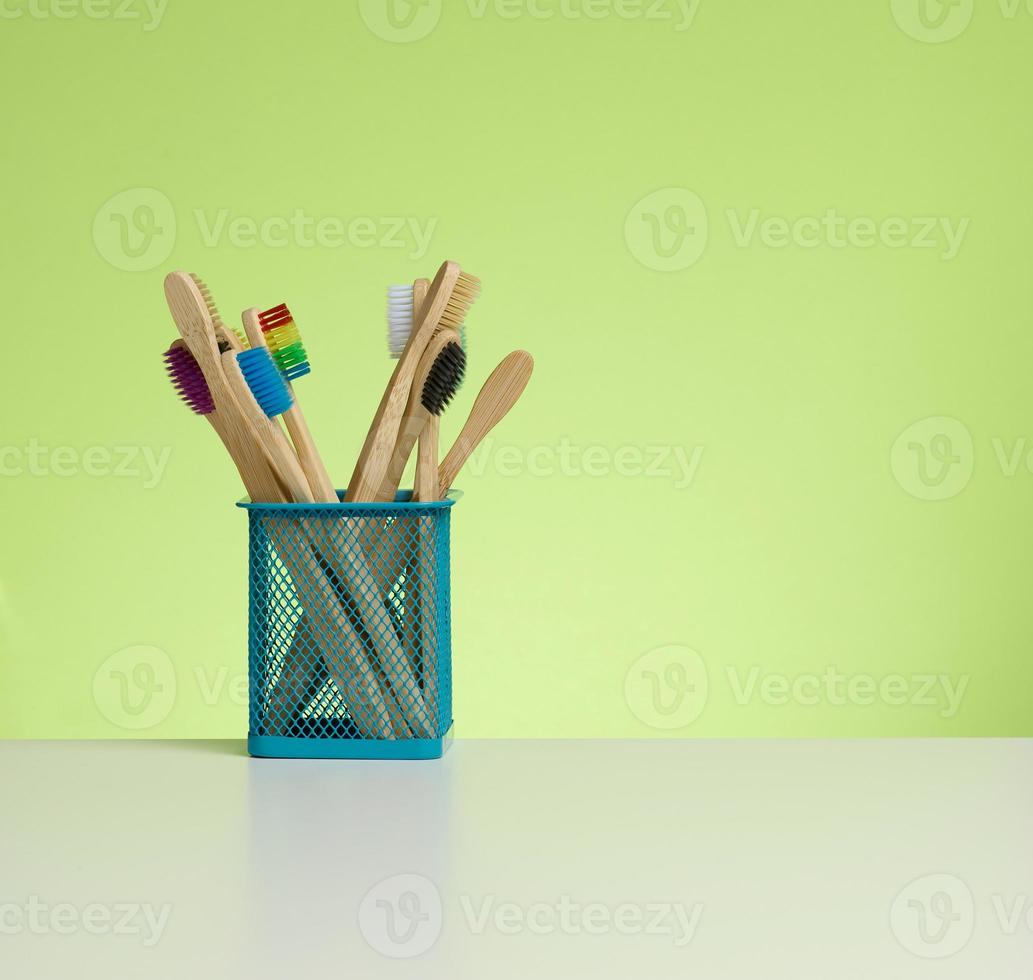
[421,342,466,416]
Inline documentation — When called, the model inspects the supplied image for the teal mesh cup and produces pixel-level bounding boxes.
[238,491,459,760]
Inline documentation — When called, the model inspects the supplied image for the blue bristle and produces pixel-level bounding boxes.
[238,348,293,418]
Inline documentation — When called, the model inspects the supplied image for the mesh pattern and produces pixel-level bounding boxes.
[245,499,453,742]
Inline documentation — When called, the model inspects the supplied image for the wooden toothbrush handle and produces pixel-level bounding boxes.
[379,409,431,503]
[241,308,338,503]
[439,351,534,494]
[284,406,338,502]
[413,419,440,502]
[411,278,438,503]
[221,351,315,503]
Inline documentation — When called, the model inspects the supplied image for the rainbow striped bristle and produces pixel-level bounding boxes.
[259,303,311,382]
[164,342,214,415]
[238,348,293,418]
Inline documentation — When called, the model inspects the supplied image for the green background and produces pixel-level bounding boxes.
[1,0,1030,737]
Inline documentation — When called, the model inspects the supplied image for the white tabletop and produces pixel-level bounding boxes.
[0,739,1029,978]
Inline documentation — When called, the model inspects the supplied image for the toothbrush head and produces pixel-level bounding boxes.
[237,348,293,418]
[387,282,468,366]
[420,340,466,416]
[438,271,480,336]
[387,284,414,359]
[164,341,214,415]
[258,303,311,382]
[189,273,248,350]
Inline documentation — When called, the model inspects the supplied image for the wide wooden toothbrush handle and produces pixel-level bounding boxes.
[439,351,534,494]
[411,279,437,502]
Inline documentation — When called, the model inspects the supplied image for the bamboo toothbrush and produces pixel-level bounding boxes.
[190,273,249,351]
[164,273,285,500]
[163,340,280,502]
[223,348,315,503]
[402,280,439,501]
[347,261,480,503]
[381,330,466,499]
[247,304,338,502]
[170,299,328,729]
[165,273,397,737]
[163,337,393,736]
[439,352,534,494]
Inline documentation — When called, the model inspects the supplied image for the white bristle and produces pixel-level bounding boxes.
[387,284,415,359]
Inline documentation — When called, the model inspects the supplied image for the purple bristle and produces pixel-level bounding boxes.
[164,343,214,415]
